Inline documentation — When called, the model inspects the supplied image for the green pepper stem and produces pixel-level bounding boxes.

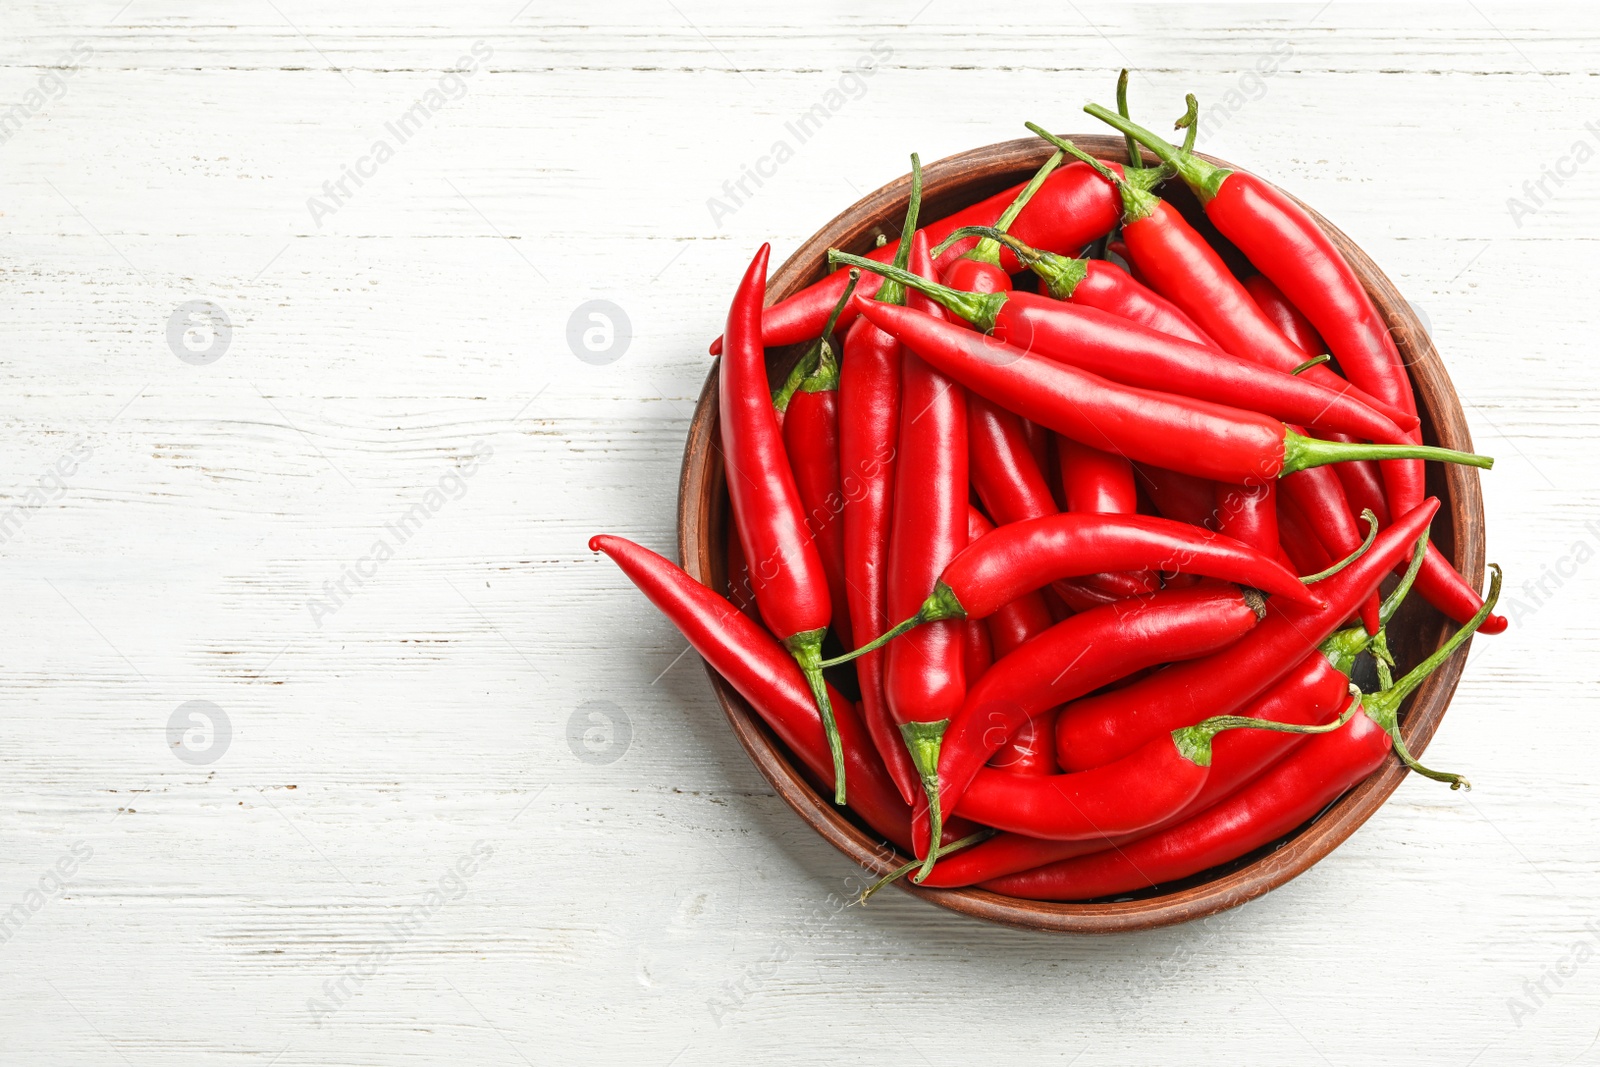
[1171,692,1361,767]
[1290,353,1331,376]
[1174,93,1200,155]
[1382,530,1431,626]
[1299,509,1378,584]
[933,151,1068,260]
[1318,529,1431,676]
[796,270,859,395]
[1362,564,1503,790]
[901,719,950,883]
[940,225,1089,301]
[1024,122,1162,224]
[773,271,859,409]
[857,828,995,905]
[1280,427,1493,475]
[877,154,924,307]
[826,248,1003,332]
[1116,68,1142,170]
[816,582,966,668]
[787,631,847,805]
[1084,101,1232,202]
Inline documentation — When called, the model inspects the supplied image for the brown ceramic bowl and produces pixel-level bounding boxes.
[676,136,1486,933]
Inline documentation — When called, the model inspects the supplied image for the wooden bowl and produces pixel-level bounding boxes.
[676,136,1485,933]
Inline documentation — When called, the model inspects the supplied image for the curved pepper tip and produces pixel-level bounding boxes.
[588,534,611,554]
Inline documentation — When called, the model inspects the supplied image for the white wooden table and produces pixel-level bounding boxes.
[0,2,1595,1063]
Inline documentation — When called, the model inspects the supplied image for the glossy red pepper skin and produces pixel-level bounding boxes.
[782,380,852,646]
[1280,450,1381,632]
[972,507,1059,776]
[1244,273,1325,357]
[939,512,1318,616]
[953,728,1218,840]
[968,394,1058,525]
[884,231,968,744]
[1059,438,1137,515]
[1061,261,1220,348]
[1053,497,1437,772]
[1276,491,1335,576]
[1196,162,1503,633]
[838,313,918,804]
[932,583,1264,835]
[971,294,1412,444]
[1118,197,1414,429]
[1135,463,1218,527]
[721,245,832,645]
[707,162,1119,354]
[1241,271,1504,633]
[850,299,1302,485]
[987,698,1393,901]
[1213,479,1278,556]
[942,255,1011,296]
[921,652,1350,886]
[588,536,916,850]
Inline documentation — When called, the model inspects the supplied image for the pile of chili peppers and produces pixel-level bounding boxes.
[592,78,1505,905]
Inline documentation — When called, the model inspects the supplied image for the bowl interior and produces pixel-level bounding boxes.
[677,136,1486,933]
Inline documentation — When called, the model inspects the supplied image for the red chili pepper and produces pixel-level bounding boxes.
[935,151,1064,295]
[1059,438,1137,515]
[1276,491,1335,576]
[1054,497,1438,772]
[1058,437,1162,598]
[831,250,1421,447]
[1213,479,1278,555]
[827,511,1318,670]
[969,507,1059,775]
[707,161,1121,355]
[921,516,1433,890]
[968,393,1059,525]
[1135,463,1218,527]
[1087,103,1506,634]
[838,158,924,807]
[1244,273,1325,357]
[1280,448,1381,632]
[989,566,1497,899]
[949,699,1354,841]
[883,229,969,873]
[943,225,1221,349]
[966,391,1152,605]
[778,272,861,646]
[588,535,915,849]
[920,582,1266,857]
[720,244,848,802]
[923,585,1421,890]
[1041,122,1419,435]
[842,299,1493,488]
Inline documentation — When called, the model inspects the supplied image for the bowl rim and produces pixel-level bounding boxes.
[676,135,1485,933]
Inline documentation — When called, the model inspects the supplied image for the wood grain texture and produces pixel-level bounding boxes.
[0,1,1595,1064]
